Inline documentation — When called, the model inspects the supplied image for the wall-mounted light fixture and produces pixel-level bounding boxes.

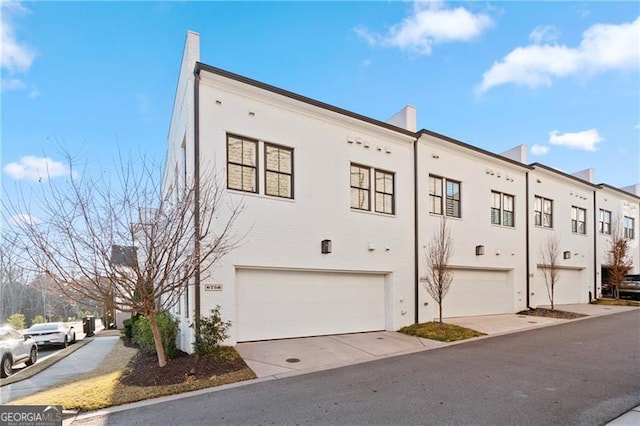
[475,245,485,256]
[563,251,571,259]
[248,111,255,116]
[321,239,332,254]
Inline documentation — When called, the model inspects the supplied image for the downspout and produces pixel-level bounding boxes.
[592,190,597,301]
[525,172,531,308]
[414,137,420,324]
[193,66,202,333]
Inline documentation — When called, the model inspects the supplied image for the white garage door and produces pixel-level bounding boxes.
[533,268,584,306]
[443,269,511,318]
[236,269,386,342]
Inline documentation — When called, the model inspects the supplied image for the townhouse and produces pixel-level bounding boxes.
[163,32,639,351]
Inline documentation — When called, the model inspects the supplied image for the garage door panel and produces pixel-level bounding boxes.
[236,269,386,342]
[444,269,511,318]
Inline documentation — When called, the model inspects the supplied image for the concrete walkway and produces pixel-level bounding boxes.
[0,335,120,403]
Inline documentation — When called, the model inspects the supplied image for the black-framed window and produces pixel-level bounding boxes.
[429,176,443,215]
[534,196,553,228]
[599,209,612,235]
[227,134,257,193]
[265,143,293,199]
[350,164,370,211]
[624,216,635,239]
[446,180,461,218]
[429,175,461,218]
[571,206,586,234]
[375,170,395,215]
[491,191,514,227]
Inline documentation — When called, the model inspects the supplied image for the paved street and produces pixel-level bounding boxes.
[72,310,640,425]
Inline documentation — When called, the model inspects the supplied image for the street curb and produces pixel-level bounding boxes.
[67,308,639,424]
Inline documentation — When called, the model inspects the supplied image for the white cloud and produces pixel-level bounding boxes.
[548,129,603,152]
[531,144,550,155]
[529,26,560,44]
[356,1,493,55]
[3,156,71,182]
[477,16,640,94]
[10,213,40,226]
[1,1,36,94]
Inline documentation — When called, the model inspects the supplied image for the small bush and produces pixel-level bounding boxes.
[123,314,141,340]
[132,313,179,358]
[31,315,45,326]
[191,306,231,359]
[8,313,25,330]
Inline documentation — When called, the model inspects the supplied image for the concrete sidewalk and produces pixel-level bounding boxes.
[0,335,120,404]
[237,303,639,379]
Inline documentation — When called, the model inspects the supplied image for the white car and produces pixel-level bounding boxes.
[24,322,77,348]
[1,327,38,378]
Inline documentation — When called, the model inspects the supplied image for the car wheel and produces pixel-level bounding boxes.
[71,332,76,344]
[62,336,69,348]
[1,355,12,378]
[25,346,37,366]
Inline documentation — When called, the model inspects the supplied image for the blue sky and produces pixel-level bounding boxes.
[2,0,639,212]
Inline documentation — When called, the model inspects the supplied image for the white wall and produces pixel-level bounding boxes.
[528,166,595,307]
[195,70,417,344]
[416,134,529,320]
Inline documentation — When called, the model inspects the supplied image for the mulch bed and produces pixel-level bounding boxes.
[120,350,250,387]
[517,308,587,319]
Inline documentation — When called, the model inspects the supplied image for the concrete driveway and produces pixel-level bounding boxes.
[236,303,639,379]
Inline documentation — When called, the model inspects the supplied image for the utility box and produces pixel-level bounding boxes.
[83,316,96,337]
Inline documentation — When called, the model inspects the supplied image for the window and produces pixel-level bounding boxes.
[430,175,461,218]
[624,216,635,239]
[491,191,514,227]
[571,206,586,234]
[375,170,394,214]
[599,209,612,234]
[227,135,257,193]
[350,164,370,211]
[534,196,553,228]
[265,144,293,198]
[429,176,443,215]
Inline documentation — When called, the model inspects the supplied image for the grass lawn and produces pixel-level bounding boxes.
[6,339,255,412]
[399,322,486,342]
[594,298,640,307]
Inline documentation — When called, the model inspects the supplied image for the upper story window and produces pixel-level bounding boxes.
[429,175,461,218]
[534,196,553,228]
[227,134,257,193]
[624,216,635,239]
[571,206,586,234]
[350,164,370,211]
[375,170,395,215]
[599,209,612,235]
[265,144,293,199]
[491,191,514,227]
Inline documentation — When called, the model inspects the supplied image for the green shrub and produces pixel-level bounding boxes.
[123,314,141,340]
[8,313,25,330]
[132,313,179,358]
[31,315,45,326]
[190,306,232,359]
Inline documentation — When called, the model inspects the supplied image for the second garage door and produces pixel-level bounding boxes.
[443,269,511,318]
[236,269,386,342]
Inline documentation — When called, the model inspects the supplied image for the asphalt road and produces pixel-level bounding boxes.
[75,311,640,426]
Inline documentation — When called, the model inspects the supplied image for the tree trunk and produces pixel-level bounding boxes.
[147,312,167,367]
[438,302,443,323]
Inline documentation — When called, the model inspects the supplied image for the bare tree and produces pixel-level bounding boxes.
[422,218,454,323]
[539,234,561,310]
[606,217,633,299]
[5,152,243,367]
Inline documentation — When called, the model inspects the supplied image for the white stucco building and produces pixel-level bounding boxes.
[164,31,639,351]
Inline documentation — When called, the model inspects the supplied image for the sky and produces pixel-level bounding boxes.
[2,0,639,219]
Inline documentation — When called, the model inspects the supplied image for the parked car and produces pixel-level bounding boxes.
[0,327,38,378]
[620,275,640,300]
[23,322,76,348]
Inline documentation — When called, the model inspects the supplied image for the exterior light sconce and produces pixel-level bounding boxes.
[321,239,332,254]
[475,245,485,256]
[563,251,571,260]
[248,111,255,116]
